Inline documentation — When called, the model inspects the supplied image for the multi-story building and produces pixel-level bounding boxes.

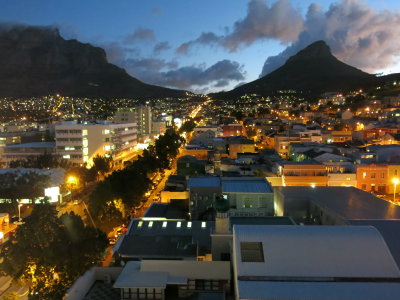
[1,142,56,165]
[55,121,137,165]
[221,124,245,137]
[114,105,152,135]
[280,161,328,187]
[356,164,389,194]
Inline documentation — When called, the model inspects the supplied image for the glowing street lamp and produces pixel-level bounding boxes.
[393,178,399,203]
[18,203,22,221]
[67,176,78,202]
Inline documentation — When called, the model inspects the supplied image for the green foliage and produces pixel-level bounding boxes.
[88,128,184,227]
[179,120,196,133]
[2,292,19,300]
[9,153,69,169]
[92,155,113,180]
[0,205,108,300]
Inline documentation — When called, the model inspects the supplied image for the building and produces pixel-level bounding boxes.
[274,186,400,224]
[0,168,64,203]
[177,155,206,176]
[135,105,152,135]
[1,142,55,165]
[55,121,137,165]
[232,225,400,300]
[228,137,256,159]
[114,219,214,263]
[221,124,244,137]
[280,161,328,187]
[188,177,274,219]
[356,164,389,194]
[65,260,230,300]
[114,106,152,135]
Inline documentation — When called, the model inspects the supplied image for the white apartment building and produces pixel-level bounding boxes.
[114,106,152,135]
[55,121,137,165]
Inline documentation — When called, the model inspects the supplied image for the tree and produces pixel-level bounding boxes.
[179,120,196,133]
[92,155,113,180]
[0,205,108,300]
[2,292,19,300]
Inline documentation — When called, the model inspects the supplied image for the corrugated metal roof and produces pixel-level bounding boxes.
[222,178,272,193]
[188,176,220,188]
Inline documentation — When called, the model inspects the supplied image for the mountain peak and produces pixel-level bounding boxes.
[0,25,185,98]
[287,40,333,63]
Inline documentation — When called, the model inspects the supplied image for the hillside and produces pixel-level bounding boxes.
[213,41,379,99]
[0,26,185,98]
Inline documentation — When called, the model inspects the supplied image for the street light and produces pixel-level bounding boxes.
[393,178,399,203]
[67,176,78,202]
[18,203,22,221]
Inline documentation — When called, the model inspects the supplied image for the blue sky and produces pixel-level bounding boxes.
[1,0,400,93]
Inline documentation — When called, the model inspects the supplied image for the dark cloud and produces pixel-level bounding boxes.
[260,0,400,76]
[176,32,220,54]
[124,27,155,44]
[153,41,171,54]
[176,0,303,53]
[122,58,246,90]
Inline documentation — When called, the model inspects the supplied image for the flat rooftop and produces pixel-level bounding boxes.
[116,220,213,259]
[233,225,400,279]
[277,186,400,221]
[310,187,400,220]
[222,177,273,194]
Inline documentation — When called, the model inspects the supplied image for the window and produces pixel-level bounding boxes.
[187,222,192,228]
[162,221,167,228]
[240,242,264,262]
[363,172,367,179]
[201,222,206,228]
[177,221,181,228]
[381,173,385,179]
[361,184,367,190]
[371,173,376,179]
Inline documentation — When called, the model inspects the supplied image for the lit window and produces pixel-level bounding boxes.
[201,222,206,228]
[104,145,111,151]
[125,128,128,131]
[63,155,70,159]
[177,221,181,228]
[103,129,110,135]
[363,172,367,179]
[162,221,167,228]
[187,222,192,228]
[148,221,153,228]
[138,221,143,228]
[82,129,88,136]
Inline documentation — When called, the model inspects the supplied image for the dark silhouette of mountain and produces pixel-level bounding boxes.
[0,26,185,98]
[212,41,379,99]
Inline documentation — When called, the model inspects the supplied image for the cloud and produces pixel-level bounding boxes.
[176,32,220,54]
[122,58,246,90]
[260,0,400,76]
[153,41,171,54]
[124,27,155,44]
[176,0,303,53]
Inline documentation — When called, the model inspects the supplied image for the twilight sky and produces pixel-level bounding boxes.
[1,0,400,93]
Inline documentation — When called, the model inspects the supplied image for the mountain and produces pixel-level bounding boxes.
[213,41,379,99]
[0,26,185,98]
